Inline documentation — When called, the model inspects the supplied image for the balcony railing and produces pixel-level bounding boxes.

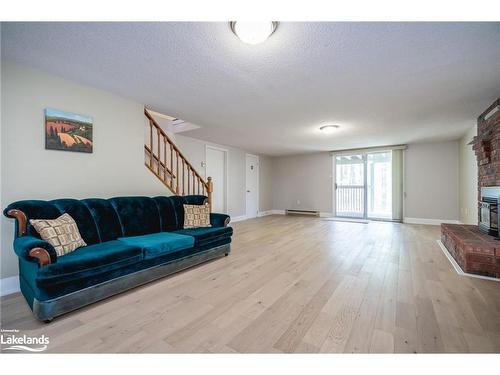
[336,185,364,217]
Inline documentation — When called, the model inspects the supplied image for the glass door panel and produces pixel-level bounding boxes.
[366,151,392,220]
[335,154,365,218]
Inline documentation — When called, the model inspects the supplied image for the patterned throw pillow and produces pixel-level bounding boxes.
[183,203,211,229]
[30,213,87,257]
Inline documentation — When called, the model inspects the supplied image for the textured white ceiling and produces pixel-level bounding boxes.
[2,22,499,155]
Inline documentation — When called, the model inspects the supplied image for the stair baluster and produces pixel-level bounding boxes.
[144,108,212,210]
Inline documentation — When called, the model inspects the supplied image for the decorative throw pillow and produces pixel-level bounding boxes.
[30,213,87,257]
[183,203,211,229]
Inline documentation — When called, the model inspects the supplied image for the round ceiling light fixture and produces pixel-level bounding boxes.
[319,125,340,134]
[230,22,278,45]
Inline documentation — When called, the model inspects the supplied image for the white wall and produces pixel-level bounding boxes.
[1,62,169,279]
[404,141,459,222]
[459,125,478,224]
[269,142,461,223]
[272,153,333,213]
[259,155,273,212]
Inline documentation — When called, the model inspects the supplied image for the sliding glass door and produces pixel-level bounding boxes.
[367,151,392,220]
[335,154,365,218]
[335,150,402,221]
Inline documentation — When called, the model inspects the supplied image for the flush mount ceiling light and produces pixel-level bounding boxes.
[230,22,278,45]
[319,125,340,134]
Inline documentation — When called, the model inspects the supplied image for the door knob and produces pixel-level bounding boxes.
[247,190,250,193]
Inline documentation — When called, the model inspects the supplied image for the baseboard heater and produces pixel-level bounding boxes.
[285,209,320,217]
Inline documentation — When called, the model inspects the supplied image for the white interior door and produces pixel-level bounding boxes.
[206,146,227,213]
[245,154,259,219]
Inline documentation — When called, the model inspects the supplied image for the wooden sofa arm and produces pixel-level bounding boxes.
[7,209,53,267]
[29,247,52,267]
[7,209,28,236]
[12,235,57,267]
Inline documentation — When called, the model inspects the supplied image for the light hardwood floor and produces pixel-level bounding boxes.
[2,215,500,353]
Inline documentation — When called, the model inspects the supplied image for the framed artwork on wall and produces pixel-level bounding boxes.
[45,108,93,153]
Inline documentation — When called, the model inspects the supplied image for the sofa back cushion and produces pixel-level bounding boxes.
[153,196,178,231]
[155,195,208,231]
[109,197,161,237]
[168,196,187,229]
[51,199,100,245]
[183,195,208,205]
[82,198,123,242]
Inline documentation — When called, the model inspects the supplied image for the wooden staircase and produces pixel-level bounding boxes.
[144,108,213,208]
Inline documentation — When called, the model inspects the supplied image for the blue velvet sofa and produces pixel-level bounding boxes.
[3,195,232,321]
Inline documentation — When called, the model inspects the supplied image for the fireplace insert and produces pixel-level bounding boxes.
[479,187,500,237]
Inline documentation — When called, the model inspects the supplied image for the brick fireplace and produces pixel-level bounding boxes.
[472,97,500,192]
[441,97,500,279]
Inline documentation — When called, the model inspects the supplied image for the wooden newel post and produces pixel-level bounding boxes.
[207,176,213,212]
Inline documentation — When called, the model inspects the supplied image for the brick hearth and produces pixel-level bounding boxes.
[441,224,500,278]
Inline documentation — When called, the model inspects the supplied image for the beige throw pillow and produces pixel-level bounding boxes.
[30,213,87,257]
[183,203,211,229]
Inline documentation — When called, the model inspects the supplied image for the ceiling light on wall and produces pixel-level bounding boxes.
[230,22,278,45]
[319,125,340,134]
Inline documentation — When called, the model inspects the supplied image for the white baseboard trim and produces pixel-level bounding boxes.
[319,212,333,218]
[230,215,248,223]
[257,210,273,217]
[403,217,460,225]
[1,276,20,297]
[436,240,499,282]
[270,210,285,215]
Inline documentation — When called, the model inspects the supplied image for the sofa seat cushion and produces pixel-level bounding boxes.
[37,240,143,286]
[118,232,194,260]
[173,226,233,247]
